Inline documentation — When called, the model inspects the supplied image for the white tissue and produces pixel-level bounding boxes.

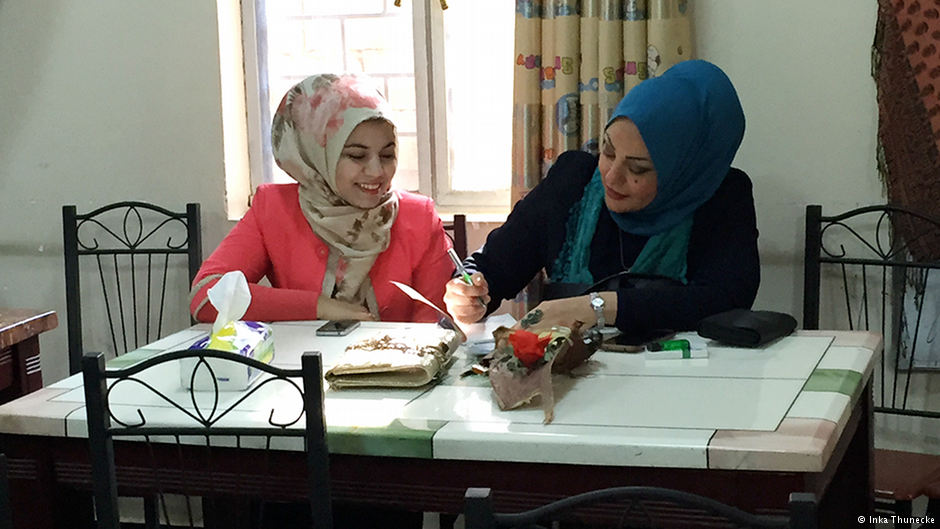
[182,270,273,391]
[207,271,251,334]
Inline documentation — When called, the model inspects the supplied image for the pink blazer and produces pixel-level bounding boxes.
[191,184,455,323]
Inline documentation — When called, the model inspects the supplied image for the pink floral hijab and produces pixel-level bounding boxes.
[271,73,400,318]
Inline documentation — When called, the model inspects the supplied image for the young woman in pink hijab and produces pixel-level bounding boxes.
[191,74,454,323]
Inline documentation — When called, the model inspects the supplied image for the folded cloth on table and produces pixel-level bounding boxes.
[325,329,460,388]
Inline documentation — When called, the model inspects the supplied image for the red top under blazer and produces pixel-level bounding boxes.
[190,183,455,323]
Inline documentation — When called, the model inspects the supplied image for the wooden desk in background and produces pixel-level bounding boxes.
[0,309,54,403]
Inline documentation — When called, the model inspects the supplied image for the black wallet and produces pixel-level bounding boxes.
[697,309,797,348]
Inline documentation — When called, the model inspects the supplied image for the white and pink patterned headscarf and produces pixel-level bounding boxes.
[271,73,400,318]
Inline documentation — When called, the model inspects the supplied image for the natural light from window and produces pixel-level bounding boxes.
[443,2,513,193]
[260,0,512,210]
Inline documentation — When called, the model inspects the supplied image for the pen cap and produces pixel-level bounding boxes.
[447,248,463,268]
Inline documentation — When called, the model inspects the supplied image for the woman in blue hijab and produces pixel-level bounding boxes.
[444,60,759,343]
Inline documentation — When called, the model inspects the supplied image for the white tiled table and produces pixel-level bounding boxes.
[0,322,880,528]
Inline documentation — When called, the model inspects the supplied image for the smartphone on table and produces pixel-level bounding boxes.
[315,320,361,337]
[602,329,676,353]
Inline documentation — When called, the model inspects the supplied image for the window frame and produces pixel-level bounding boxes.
[225,0,510,220]
[412,0,510,214]
[242,0,272,197]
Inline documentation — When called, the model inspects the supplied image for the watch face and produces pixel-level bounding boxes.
[591,294,605,327]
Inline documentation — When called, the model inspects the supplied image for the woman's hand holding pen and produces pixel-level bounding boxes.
[444,272,491,324]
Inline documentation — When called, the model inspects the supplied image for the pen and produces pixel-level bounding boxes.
[448,248,473,285]
[447,248,486,307]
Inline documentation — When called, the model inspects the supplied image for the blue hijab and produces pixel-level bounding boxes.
[551,60,745,284]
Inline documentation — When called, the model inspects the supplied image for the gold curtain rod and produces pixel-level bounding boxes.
[395,0,449,10]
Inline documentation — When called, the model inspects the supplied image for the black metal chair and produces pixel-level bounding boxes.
[463,486,817,529]
[443,214,469,260]
[803,204,940,525]
[82,349,332,529]
[63,202,202,376]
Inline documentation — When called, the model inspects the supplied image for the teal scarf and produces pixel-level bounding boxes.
[550,60,745,287]
[551,170,692,285]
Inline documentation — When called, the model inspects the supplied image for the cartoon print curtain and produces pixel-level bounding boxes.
[510,0,692,314]
[512,0,692,204]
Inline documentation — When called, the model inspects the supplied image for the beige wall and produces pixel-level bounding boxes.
[0,0,232,384]
[692,2,883,325]
[0,0,881,385]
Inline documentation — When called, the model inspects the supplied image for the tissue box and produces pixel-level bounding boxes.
[181,321,274,391]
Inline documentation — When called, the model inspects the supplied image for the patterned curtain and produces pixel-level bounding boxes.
[510,0,692,315]
[873,0,940,260]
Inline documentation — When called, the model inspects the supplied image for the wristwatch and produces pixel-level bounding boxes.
[590,292,605,328]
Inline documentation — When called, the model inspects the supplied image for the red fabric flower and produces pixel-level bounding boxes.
[508,330,551,368]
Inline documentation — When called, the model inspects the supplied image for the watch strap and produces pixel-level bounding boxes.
[590,292,605,328]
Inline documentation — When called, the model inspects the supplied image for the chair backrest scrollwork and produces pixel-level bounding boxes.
[82,349,332,529]
[804,204,940,419]
[63,202,202,375]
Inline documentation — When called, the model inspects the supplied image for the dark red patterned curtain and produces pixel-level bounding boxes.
[874,0,940,260]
